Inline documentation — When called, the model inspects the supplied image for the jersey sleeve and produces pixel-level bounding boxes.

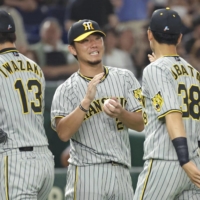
[51,83,76,130]
[125,70,142,112]
[143,64,181,119]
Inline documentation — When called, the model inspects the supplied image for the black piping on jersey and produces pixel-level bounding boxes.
[4,156,9,200]
[78,66,109,82]
[0,48,18,54]
[158,109,182,120]
[140,159,153,200]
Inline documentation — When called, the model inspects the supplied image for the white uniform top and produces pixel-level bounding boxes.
[0,48,48,153]
[51,66,142,168]
[142,56,200,160]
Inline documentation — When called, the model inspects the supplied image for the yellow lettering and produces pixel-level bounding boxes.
[197,71,200,83]
[34,64,39,75]
[188,66,194,77]
[173,65,182,76]
[88,104,98,116]
[93,100,102,112]
[181,65,189,76]
[0,68,8,77]
[39,70,43,78]
[11,61,19,71]
[116,118,124,130]
[27,61,33,71]
[171,69,178,80]
[3,63,13,74]
[18,60,25,70]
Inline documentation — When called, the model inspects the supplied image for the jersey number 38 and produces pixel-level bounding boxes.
[178,83,200,120]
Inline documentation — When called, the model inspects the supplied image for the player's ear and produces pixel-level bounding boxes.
[147,29,153,41]
[177,34,182,46]
[68,44,77,57]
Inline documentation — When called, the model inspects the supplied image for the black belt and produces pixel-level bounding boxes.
[19,147,33,151]
[108,161,128,169]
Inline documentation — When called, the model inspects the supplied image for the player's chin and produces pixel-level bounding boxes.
[88,59,102,65]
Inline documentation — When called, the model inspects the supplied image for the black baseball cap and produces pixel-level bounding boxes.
[0,10,15,33]
[149,7,182,34]
[68,19,106,44]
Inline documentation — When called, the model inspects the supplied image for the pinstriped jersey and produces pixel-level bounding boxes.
[142,56,200,160]
[51,66,142,168]
[0,48,48,153]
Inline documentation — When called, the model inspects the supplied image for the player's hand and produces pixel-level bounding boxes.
[148,52,156,63]
[182,161,200,188]
[84,72,104,103]
[103,98,123,118]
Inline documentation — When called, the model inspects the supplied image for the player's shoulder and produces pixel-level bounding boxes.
[106,65,135,77]
[55,72,79,93]
[19,53,37,64]
[143,56,176,74]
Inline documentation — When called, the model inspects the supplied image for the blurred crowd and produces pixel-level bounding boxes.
[1,0,200,83]
[1,0,199,167]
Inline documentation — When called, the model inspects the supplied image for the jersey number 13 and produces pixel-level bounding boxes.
[14,79,42,114]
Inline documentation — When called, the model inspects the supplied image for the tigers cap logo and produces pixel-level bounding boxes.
[151,91,164,112]
[82,21,94,31]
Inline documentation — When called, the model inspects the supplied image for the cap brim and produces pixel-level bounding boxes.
[74,31,106,42]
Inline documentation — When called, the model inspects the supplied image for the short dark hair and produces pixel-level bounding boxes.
[70,42,78,60]
[0,32,16,44]
[151,30,180,45]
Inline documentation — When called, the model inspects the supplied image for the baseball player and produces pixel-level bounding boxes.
[133,8,200,200]
[51,19,144,200]
[0,10,54,200]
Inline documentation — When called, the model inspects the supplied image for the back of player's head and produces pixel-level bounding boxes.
[0,10,16,43]
[68,19,106,45]
[0,10,15,33]
[149,7,182,45]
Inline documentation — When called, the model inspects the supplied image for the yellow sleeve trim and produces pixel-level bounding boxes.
[135,108,142,113]
[51,116,65,131]
[158,109,182,119]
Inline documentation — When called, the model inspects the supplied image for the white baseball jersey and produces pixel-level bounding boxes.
[0,48,48,153]
[0,48,54,200]
[51,66,142,169]
[133,56,200,200]
[142,56,200,160]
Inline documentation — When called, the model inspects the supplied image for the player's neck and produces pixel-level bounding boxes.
[79,63,104,77]
[154,44,178,59]
[0,42,16,51]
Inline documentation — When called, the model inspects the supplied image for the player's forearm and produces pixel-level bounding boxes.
[165,112,186,139]
[166,112,190,167]
[118,110,144,132]
[56,99,91,142]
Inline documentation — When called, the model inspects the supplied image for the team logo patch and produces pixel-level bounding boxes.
[13,52,19,56]
[151,91,164,112]
[133,88,145,107]
[8,24,12,30]
[164,26,169,31]
[83,21,94,31]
